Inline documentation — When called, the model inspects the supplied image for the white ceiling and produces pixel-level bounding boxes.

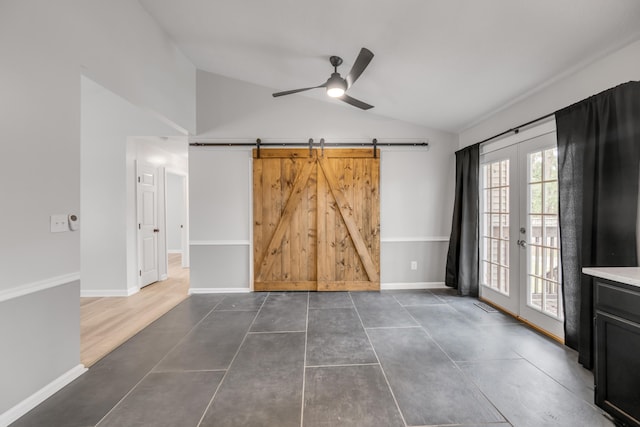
[139,0,640,133]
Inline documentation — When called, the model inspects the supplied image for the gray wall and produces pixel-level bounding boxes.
[0,281,80,414]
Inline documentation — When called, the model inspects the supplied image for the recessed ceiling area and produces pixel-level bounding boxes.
[139,0,640,133]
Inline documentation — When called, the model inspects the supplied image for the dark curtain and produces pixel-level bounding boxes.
[445,143,480,296]
[555,81,640,368]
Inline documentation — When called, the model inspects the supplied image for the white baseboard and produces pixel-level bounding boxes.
[189,287,251,294]
[167,249,183,254]
[381,282,446,290]
[0,364,87,427]
[80,287,139,297]
[0,272,80,303]
[159,274,168,281]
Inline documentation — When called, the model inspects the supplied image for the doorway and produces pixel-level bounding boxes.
[166,172,188,269]
[479,131,564,339]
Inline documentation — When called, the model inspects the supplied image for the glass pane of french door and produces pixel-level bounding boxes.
[520,138,563,338]
[481,159,510,294]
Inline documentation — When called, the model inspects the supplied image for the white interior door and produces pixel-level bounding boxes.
[137,162,159,287]
[480,131,564,340]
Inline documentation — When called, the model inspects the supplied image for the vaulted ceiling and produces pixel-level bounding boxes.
[139,0,640,133]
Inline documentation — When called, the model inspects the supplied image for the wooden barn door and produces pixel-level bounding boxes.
[253,148,380,291]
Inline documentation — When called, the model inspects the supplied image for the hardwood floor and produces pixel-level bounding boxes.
[80,253,189,367]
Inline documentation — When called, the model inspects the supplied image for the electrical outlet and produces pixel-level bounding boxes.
[50,215,69,233]
[410,261,418,270]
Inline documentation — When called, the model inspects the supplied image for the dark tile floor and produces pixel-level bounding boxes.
[12,289,615,427]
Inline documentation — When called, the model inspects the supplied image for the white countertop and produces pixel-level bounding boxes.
[582,267,640,288]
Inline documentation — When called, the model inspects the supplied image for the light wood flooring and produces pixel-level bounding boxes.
[80,253,189,367]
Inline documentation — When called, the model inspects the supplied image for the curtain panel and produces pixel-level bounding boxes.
[445,143,480,296]
[555,81,640,368]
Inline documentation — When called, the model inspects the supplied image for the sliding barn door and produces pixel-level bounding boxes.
[253,149,380,291]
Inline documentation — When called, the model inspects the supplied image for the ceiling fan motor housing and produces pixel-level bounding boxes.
[327,72,347,92]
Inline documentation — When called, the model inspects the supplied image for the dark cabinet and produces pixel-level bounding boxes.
[595,278,640,427]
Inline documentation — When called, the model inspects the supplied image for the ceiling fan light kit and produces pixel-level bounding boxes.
[273,47,375,110]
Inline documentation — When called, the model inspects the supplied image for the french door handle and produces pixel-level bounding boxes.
[517,239,527,248]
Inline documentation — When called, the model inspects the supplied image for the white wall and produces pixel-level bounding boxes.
[191,70,457,291]
[0,0,195,421]
[459,39,640,148]
[81,77,186,296]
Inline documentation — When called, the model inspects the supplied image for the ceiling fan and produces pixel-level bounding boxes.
[272,47,375,110]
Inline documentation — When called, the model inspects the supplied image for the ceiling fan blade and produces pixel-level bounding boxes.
[272,84,326,97]
[339,94,374,110]
[346,48,374,88]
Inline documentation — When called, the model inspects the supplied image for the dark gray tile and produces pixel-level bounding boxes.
[250,292,308,332]
[97,371,223,427]
[215,293,267,311]
[390,290,446,306]
[12,312,202,427]
[458,359,614,427]
[504,324,595,403]
[405,303,469,329]
[350,292,417,328]
[440,424,512,427]
[200,332,305,427]
[407,305,522,361]
[308,292,354,309]
[306,308,377,366]
[140,294,224,336]
[428,287,461,302]
[449,298,518,325]
[303,365,404,427]
[368,327,504,425]
[155,310,257,371]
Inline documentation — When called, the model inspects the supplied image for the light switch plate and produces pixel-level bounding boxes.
[50,215,68,233]
[410,261,418,270]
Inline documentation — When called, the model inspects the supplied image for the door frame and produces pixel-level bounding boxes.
[479,119,564,340]
[165,169,190,269]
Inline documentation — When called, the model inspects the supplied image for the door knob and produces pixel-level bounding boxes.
[517,239,527,248]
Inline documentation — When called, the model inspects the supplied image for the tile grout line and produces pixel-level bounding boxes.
[349,292,409,427]
[364,325,422,330]
[508,349,610,414]
[403,299,512,426]
[195,293,270,427]
[299,291,310,427]
[94,295,228,427]
[306,362,380,369]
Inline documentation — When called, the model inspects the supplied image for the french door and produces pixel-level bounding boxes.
[480,132,564,339]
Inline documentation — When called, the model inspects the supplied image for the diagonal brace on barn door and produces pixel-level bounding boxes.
[318,158,380,283]
[255,159,315,282]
